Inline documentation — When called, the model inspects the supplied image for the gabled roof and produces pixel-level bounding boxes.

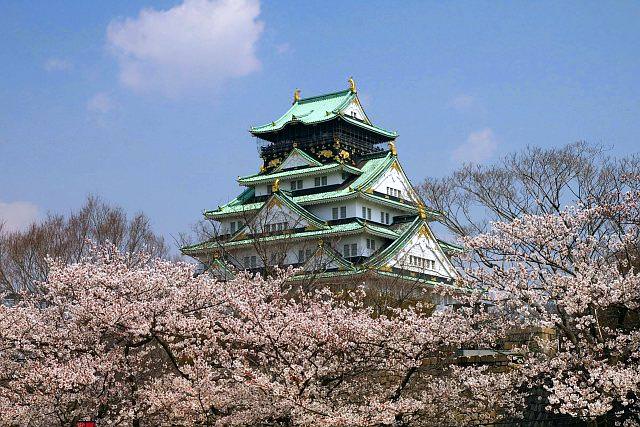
[250,89,397,139]
[183,218,400,254]
[274,148,322,171]
[350,152,395,190]
[271,191,328,229]
[362,216,459,279]
[229,191,329,242]
[237,162,362,186]
[363,217,424,268]
[205,151,439,219]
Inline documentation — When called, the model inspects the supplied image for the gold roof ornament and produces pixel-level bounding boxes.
[348,76,357,93]
[272,178,280,193]
[389,141,397,156]
[293,88,301,104]
[418,204,427,220]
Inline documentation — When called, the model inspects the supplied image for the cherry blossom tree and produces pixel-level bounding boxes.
[9,181,638,425]
[461,185,640,424]
[0,244,519,426]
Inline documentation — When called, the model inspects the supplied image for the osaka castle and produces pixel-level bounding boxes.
[182,79,461,290]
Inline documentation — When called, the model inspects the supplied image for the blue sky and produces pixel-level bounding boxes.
[1,0,639,251]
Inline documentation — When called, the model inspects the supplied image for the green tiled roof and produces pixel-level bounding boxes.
[267,191,329,229]
[205,152,432,219]
[183,218,399,254]
[350,152,394,189]
[238,162,362,185]
[250,89,397,138]
[363,217,424,268]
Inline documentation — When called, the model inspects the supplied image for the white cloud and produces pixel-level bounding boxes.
[451,128,498,164]
[0,201,39,232]
[106,0,264,96]
[44,58,72,72]
[87,92,115,114]
[449,94,475,111]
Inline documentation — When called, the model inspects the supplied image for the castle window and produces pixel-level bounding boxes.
[386,187,402,198]
[361,207,372,220]
[408,255,436,270]
[314,176,328,187]
[230,221,237,233]
[343,243,357,257]
[332,207,339,220]
[290,179,303,190]
[366,238,376,250]
[340,206,347,219]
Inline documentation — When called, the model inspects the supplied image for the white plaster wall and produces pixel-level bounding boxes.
[251,171,343,197]
[306,200,358,221]
[254,184,270,197]
[355,199,404,225]
[386,230,457,279]
[279,152,314,170]
[248,202,310,233]
[219,216,248,235]
[342,100,366,121]
[371,167,416,201]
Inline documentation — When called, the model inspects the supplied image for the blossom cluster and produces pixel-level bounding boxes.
[0,246,517,426]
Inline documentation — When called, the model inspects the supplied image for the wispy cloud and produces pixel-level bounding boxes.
[87,92,115,114]
[0,200,39,232]
[44,58,73,72]
[106,0,264,96]
[448,94,476,111]
[451,128,498,164]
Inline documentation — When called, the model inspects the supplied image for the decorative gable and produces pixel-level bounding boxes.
[341,98,370,123]
[369,161,418,201]
[275,148,322,171]
[231,193,326,240]
[386,225,458,279]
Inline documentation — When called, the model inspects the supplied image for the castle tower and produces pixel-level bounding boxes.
[182,80,460,292]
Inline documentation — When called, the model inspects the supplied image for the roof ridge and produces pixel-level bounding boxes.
[298,89,352,104]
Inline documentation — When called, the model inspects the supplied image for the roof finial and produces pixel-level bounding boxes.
[293,88,301,104]
[272,178,280,193]
[388,141,397,156]
[348,76,356,93]
[418,204,427,220]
